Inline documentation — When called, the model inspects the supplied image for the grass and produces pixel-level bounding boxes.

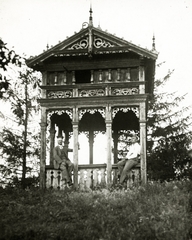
[0,181,192,240]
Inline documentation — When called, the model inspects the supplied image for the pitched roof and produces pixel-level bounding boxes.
[26,23,158,68]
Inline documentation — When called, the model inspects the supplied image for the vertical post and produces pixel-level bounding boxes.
[41,72,47,97]
[49,120,55,166]
[63,71,67,85]
[40,107,47,189]
[139,66,145,94]
[139,102,147,184]
[64,130,70,156]
[105,105,112,185]
[113,130,118,164]
[73,107,79,189]
[89,130,94,164]
[72,71,75,84]
[90,70,94,83]
[58,127,63,137]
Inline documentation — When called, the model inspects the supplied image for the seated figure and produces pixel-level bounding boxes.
[53,135,74,186]
[117,134,140,184]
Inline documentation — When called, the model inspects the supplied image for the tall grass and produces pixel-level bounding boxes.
[0,181,192,240]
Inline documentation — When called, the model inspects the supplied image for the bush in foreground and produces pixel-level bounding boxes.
[0,181,192,240]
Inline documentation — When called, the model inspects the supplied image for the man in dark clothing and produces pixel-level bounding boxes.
[53,136,74,186]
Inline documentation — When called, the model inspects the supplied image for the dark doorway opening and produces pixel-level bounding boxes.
[75,70,91,84]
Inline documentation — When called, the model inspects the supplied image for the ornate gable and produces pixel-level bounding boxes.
[66,33,116,50]
[26,7,158,72]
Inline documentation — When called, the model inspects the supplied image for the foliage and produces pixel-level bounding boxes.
[0,64,41,188]
[0,38,22,97]
[147,68,192,181]
[0,181,192,240]
[0,129,40,186]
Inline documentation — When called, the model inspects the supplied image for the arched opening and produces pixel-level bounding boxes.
[79,111,106,164]
[112,110,139,163]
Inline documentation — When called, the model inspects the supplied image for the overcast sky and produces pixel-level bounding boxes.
[0,0,192,104]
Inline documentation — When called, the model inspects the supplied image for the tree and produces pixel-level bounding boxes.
[0,38,22,97]
[147,67,192,181]
[0,63,41,188]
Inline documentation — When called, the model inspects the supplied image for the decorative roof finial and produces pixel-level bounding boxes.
[152,34,156,51]
[89,5,93,26]
[88,5,93,57]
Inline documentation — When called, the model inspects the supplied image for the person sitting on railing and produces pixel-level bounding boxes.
[53,135,74,187]
[117,134,140,185]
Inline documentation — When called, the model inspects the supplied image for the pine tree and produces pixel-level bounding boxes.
[147,67,192,181]
[0,63,41,188]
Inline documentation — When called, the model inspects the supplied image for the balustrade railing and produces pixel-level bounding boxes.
[45,82,143,99]
[46,163,140,190]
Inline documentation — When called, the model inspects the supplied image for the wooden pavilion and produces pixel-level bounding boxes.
[26,8,158,190]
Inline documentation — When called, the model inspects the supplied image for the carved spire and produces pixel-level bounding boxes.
[152,34,156,51]
[89,5,93,26]
[88,6,93,57]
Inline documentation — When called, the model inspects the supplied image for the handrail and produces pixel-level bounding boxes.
[45,163,140,170]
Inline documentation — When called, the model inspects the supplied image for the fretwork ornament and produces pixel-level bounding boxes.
[68,38,88,50]
[67,36,115,50]
[79,89,105,97]
[47,90,72,98]
[94,37,115,48]
[79,108,105,120]
[47,109,73,130]
[112,87,139,95]
[112,107,139,119]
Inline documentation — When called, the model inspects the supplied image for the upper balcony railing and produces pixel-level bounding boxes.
[46,68,140,86]
[41,67,146,98]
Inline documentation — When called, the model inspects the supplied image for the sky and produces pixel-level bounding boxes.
[0,0,192,101]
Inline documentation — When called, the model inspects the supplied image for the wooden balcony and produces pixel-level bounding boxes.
[41,81,145,100]
[46,163,140,190]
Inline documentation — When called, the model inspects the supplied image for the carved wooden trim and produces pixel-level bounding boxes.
[47,109,73,120]
[79,89,105,97]
[47,90,73,98]
[111,87,139,95]
[68,38,88,50]
[112,107,139,118]
[94,37,115,48]
[79,108,105,120]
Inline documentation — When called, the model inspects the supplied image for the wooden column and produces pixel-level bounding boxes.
[64,130,70,156]
[113,130,118,164]
[40,107,47,189]
[73,107,79,189]
[41,72,47,97]
[139,65,145,94]
[139,102,147,184]
[105,105,112,185]
[49,120,55,166]
[89,130,94,164]
[58,127,63,137]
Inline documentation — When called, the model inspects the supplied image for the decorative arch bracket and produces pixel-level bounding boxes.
[112,107,139,119]
[79,108,105,120]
